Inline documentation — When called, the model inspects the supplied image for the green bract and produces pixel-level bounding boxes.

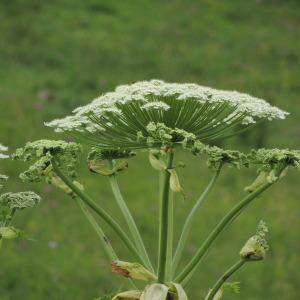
[240,221,269,261]
[45,80,288,150]
[0,192,41,210]
[13,140,82,182]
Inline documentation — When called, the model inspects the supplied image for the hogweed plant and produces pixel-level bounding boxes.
[8,80,300,299]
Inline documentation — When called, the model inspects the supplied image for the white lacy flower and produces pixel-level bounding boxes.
[0,144,9,159]
[45,80,288,149]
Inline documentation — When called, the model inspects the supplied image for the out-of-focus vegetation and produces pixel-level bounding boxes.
[0,0,299,299]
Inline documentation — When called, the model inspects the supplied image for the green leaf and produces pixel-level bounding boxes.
[140,284,169,300]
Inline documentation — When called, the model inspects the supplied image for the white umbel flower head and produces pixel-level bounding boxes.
[45,80,288,150]
[0,144,9,159]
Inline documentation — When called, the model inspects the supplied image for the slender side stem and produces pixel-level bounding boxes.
[76,198,137,289]
[75,198,118,261]
[206,259,246,300]
[173,167,222,272]
[108,167,154,272]
[51,158,145,265]
[157,150,175,283]
[175,181,275,284]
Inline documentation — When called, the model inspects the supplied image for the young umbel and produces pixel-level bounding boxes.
[12,80,300,299]
[0,144,41,251]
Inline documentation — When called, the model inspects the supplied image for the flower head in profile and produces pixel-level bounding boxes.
[45,80,288,150]
[13,140,82,182]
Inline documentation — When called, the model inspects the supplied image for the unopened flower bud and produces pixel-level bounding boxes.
[111,261,157,282]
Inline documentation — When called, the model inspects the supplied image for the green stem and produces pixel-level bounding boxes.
[206,259,246,300]
[75,198,118,261]
[157,150,175,283]
[51,158,145,265]
[175,181,275,284]
[173,166,221,272]
[0,208,17,251]
[108,165,154,272]
[165,190,174,281]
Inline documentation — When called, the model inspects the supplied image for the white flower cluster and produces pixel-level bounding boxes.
[45,80,288,133]
[0,144,9,159]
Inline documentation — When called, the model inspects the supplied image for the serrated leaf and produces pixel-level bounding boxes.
[140,284,169,300]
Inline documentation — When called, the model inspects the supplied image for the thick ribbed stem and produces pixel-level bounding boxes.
[157,150,174,283]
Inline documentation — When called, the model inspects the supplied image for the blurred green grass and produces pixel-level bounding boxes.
[0,0,299,299]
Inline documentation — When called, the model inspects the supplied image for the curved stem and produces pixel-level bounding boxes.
[51,158,145,265]
[206,259,246,300]
[173,166,222,272]
[157,150,175,283]
[75,198,118,261]
[108,168,154,272]
[175,181,275,284]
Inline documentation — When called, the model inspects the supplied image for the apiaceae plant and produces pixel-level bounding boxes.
[6,80,300,299]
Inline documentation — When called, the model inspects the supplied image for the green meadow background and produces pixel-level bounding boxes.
[0,1,299,299]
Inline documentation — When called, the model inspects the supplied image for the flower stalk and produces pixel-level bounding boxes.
[206,259,245,300]
[108,162,154,272]
[175,170,283,284]
[173,165,222,272]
